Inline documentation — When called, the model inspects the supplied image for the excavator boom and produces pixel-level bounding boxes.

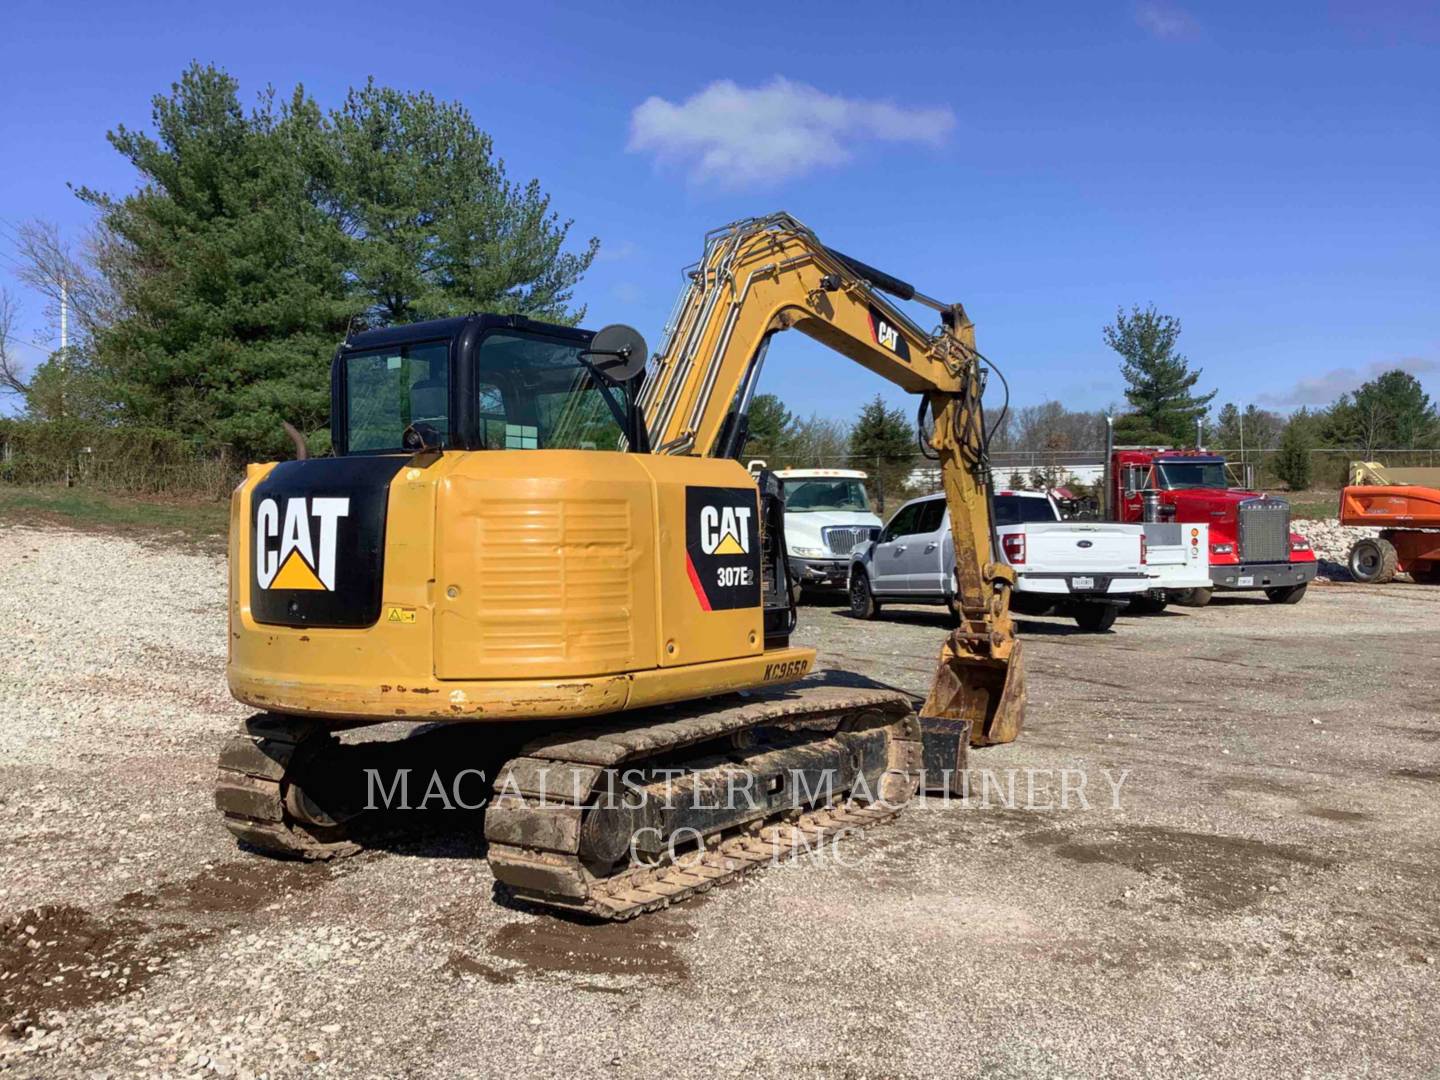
[640,213,1024,744]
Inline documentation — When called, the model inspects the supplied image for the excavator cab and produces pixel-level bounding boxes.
[333,315,646,458]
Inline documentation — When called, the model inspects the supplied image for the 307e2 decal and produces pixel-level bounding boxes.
[685,487,762,611]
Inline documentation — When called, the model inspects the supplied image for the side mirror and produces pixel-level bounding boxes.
[581,324,649,384]
[403,422,443,452]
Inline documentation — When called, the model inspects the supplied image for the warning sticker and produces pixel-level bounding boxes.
[386,606,417,624]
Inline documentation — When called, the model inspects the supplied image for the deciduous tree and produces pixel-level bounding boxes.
[788,413,850,466]
[0,289,25,401]
[1213,402,1283,451]
[1323,369,1437,453]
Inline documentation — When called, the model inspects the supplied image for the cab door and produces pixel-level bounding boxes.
[870,502,921,595]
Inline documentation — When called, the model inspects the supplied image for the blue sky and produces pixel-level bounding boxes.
[2,0,1436,425]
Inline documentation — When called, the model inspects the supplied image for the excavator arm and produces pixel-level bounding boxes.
[638,214,1025,746]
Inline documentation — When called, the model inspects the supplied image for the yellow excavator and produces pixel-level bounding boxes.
[216,213,1026,918]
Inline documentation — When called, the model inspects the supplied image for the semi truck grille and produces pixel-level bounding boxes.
[1238,497,1290,563]
[822,526,878,555]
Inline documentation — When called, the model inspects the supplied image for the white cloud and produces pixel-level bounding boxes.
[596,240,637,263]
[1258,357,1437,407]
[1134,1,1200,39]
[627,77,955,188]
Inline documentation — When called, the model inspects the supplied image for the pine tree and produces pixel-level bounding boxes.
[79,63,598,459]
[850,395,916,512]
[1273,413,1314,490]
[1103,306,1215,444]
[325,80,596,327]
[743,393,798,464]
[79,65,351,457]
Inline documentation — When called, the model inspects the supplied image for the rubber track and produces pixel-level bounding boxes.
[486,684,922,920]
[213,715,361,860]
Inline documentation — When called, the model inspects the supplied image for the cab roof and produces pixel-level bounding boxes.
[773,468,869,480]
[341,313,590,352]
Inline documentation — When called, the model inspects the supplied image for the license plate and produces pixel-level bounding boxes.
[1072,576,1095,590]
[1237,575,1254,587]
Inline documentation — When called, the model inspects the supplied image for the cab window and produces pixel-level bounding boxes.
[474,331,624,450]
[343,340,450,451]
[913,499,946,534]
[781,478,872,512]
[992,496,1059,525]
[1158,460,1229,489]
[881,502,922,542]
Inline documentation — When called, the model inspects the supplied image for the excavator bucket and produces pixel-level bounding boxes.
[922,634,1027,748]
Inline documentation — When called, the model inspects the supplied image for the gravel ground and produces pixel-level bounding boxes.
[2,523,1439,1078]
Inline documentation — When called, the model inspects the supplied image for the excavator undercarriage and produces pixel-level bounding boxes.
[216,686,925,918]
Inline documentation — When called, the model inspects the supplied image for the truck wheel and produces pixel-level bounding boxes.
[789,578,803,608]
[849,570,881,620]
[1127,594,1169,615]
[945,593,963,625]
[1264,583,1308,604]
[1073,603,1118,632]
[1172,587,1213,608]
[1348,537,1397,584]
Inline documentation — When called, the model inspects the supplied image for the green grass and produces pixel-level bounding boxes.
[1290,500,1338,522]
[1285,490,1342,521]
[0,485,229,547]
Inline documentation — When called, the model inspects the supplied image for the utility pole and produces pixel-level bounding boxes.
[1238,410,1245,478]
[59,277,68,354]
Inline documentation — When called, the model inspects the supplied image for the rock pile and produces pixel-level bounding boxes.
[1294,517,1379,580]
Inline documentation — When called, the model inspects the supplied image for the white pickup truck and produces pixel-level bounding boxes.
[847,490,1209,631]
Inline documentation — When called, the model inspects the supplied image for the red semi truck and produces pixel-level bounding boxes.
[1103,446,1317,605]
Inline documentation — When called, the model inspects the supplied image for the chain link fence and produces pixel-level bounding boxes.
[5,417,1433,509]
[762,447,1440,512]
